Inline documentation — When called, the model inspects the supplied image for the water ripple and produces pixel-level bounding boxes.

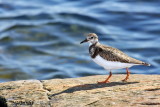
[0,0,159,82]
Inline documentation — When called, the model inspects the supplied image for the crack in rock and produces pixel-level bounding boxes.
[39,80,52,104]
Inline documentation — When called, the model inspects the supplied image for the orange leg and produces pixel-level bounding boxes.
[98,72,112,84]
[122,68,130,82]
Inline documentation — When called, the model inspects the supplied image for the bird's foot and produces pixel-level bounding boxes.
[122,79,128,82]
[97,80,110,84]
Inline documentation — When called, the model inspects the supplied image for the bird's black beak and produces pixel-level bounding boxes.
[80,39,88,44]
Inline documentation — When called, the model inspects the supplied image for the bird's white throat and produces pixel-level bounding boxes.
[89,42,100,46]
[89,43,92,46]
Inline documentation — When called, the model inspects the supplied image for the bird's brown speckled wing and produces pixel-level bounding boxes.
[96,44,146,65]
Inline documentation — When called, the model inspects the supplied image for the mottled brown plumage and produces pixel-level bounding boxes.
[89,43,149,66]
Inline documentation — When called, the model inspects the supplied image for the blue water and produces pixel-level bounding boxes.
[0,0,160,82]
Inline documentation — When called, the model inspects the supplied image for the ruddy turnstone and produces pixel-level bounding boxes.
[80,33,150,83]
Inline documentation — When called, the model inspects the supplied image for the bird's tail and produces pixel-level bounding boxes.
[142,62,150,66]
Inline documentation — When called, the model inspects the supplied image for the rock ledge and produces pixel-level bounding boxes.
[0,74,160,107]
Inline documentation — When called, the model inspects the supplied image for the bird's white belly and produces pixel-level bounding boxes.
[92,55,136,70]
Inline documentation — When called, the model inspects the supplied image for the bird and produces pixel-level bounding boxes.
[80,33,150,84]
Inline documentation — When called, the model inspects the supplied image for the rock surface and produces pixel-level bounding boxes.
[0,74,160,107]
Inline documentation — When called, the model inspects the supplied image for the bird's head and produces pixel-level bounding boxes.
[80,33,98,45]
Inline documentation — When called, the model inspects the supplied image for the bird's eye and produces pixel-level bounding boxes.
[90,37,93,39]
